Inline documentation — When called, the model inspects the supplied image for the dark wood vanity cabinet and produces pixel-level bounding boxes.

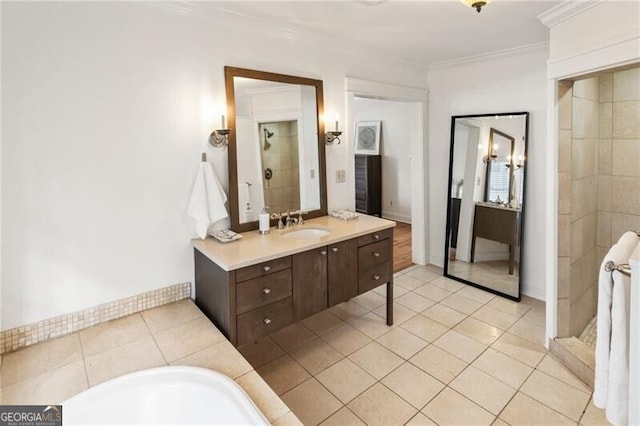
[194,228,393,347]
[355,155,382,216]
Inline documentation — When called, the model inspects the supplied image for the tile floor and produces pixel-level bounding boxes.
[240,265,609,426]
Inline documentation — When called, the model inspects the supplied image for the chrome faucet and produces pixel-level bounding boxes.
[270,212,285,229]
[285,211,298,227]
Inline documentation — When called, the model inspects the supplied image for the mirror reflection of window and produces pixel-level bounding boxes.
[487,161,510,203]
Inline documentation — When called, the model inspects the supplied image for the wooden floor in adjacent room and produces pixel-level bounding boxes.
[392,221,413,272]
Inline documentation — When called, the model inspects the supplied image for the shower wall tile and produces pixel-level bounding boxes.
[557,298,571,337]
[585,175,597,214]
[583,213,597,252]
[599,73,613,102]
[571,178,585,221]
[558,130,572,173]
[571,218,584,263]
[598,139,612,176]
[597,175,612,211]
[559,83,573,131]
[558,173,571,215]
[573,77,599,101]
[599,103,613,138]
[558,214,571,257]
[572,98,599,139]
[610,212,640,243]
[613,68,640,101]
[557,257,570,299]
[613,101,640,138]
[569,257,584,304]
[597,211,612,248]
[612,139,640,177]
[596,246,608,267]
[611,176,640,215]
[569,286,597,337]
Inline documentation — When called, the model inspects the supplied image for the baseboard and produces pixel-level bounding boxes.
[0,282,191,355]
[381,210,411,224]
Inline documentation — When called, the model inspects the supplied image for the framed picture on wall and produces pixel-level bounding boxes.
[355,121,381,155]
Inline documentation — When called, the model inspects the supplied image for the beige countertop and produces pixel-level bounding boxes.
[192,214,396,271]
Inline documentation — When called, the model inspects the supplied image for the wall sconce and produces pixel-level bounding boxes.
[483,153,497,164]
[325,114,342,145]
[209,114,229,148]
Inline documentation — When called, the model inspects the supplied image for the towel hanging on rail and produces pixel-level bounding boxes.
[188,160,228,239]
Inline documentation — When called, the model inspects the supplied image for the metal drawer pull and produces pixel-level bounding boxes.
[373,274,380,280]
[373,234,380,240]
[320,250,327,255]
[263,265,271,272]
[263,318,272,325]
[373,252,380,257]
[262,288,271,295]
[332,247,339,252]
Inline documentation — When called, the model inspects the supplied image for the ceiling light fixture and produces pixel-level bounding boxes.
[460,0,491,13]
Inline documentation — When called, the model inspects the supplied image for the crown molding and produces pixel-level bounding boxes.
[537,0,604,28]
[428,41,549,71]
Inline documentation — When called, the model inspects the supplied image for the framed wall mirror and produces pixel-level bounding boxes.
[224,66,327,232]
[444,112,529,300]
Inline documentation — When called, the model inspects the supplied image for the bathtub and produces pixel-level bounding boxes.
[63,366,269,425]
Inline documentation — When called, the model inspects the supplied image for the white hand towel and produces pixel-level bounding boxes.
[594,231,638,425]
[188,162,228,239]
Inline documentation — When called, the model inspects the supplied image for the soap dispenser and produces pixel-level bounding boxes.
[259,207,270,235]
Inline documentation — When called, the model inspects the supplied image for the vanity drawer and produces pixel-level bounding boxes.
[236,256,292,283]
[236,298,293,346]
[236,270,292,314]
[358,239,392,271]
[358,262,392,294]
[357,228,392,247]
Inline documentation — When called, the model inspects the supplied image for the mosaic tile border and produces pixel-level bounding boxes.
[0,282,192,355]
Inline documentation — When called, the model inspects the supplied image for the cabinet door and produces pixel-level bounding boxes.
[328,239,358,307]
[293,247,328,321]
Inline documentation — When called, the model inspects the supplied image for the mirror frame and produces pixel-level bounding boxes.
[224,66,328,233]
[443,111,529,301]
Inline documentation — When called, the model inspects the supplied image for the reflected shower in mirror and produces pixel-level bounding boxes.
[444,112,529,300]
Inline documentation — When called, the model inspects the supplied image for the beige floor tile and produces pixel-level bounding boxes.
[320,407,366,426]
[79,314,150,357]
[352,291,387,311]
[409,344,468,384]
[348,383,417,426]
[422,387,495,426]
[429,276,466,293]
[413,283,453,302]
[281,378,342,426]
[491,333,546,368]
[381,362,444,409]
[472,305,521,331]
[433,330,487,363]
[508,317,546,347]
[238,336,286,369]
[454,317,503,345]
[499,392,575,426]
[322,324,372,356]
[0,333,83,387]
[256,354,311,395]
[400,314,448,342]
[84,335,165,386]
[289,338,343,375]
[273,411,304,426]
[520,370,590,421]
[329,300,370,322]
[537,355,590,392]
[348,342,404,380]
[457,285,495,304]
[486,297,533,318]
[522,303,545,325]
[395,274,426,291]
[373,302,418,325]
[301,310,345,336]
[348,312,395,339]
[492,418,511,426]
[404,268,440,283]
[450,366,516,415]
[421,303,467,327]
[373,283,410,299]
[471,348,533,389]
[376,328,428,359]
[580,398,608,425]
[405,412,438,425]
[396,292,436,312]
[236,370,291,423]
[270,323,317,353]
[171,339,252,380]
[140,299,203,334]
[440,293,484,315]
[153,316,225,362]
[0,360,87,404]
[316,358,376,404]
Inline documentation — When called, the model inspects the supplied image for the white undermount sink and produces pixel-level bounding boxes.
[281,226,331,239]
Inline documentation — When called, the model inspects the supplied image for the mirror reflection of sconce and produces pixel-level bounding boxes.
[325,114,342,145]
[209,114,230,148]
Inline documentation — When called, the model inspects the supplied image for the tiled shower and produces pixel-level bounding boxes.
[557,65,640,342]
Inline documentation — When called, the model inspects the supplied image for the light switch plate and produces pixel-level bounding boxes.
[336,169,346,183]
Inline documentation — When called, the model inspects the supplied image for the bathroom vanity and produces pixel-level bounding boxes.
[192,215,395,347]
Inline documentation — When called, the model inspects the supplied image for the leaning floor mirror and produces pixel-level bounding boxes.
[444,112,529,301]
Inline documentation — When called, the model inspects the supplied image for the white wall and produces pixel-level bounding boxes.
[1,2,429,329]
[353,97,413,223]
[427,46,548,300]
